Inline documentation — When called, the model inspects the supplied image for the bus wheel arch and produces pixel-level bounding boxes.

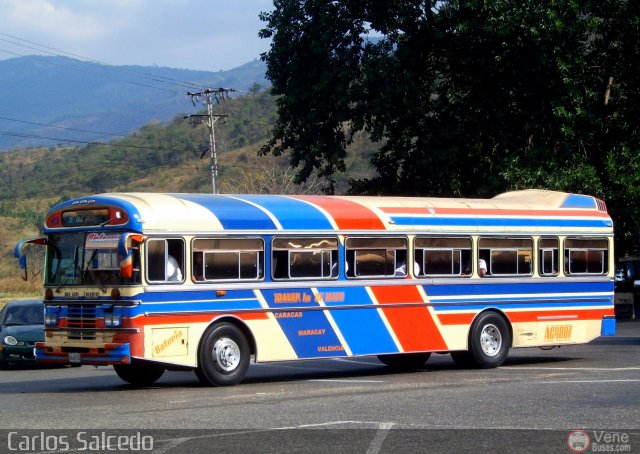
[196,318,255,386]
[451,309,512,369]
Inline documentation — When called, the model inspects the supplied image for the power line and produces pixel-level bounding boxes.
[0,115,130,139]
[0,32,209,92]
[0,129,203,155]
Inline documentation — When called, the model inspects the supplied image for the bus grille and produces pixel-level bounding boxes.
[67,305,97,340]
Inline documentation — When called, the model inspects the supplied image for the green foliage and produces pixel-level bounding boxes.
[260,0,640,253]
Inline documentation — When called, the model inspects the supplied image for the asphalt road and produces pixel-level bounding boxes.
[1,320,639,453]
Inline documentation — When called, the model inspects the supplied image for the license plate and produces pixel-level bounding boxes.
[68,352,81,364]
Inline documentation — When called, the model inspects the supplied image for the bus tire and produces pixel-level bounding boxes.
[377,352,431,369]
[197,322,250,386]
[456,312,510,368]
[114,360,165,386]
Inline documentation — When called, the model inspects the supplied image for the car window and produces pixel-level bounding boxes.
[3,305,44,325]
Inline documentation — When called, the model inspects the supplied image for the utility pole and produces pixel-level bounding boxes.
[185,88,235,194]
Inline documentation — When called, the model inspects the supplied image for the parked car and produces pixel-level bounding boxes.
[0,299,44,368]
[614,256,640,319]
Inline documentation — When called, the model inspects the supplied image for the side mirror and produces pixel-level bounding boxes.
[118,234,144,279]
[14,237,47,281]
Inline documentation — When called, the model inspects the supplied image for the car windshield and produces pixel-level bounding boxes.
[2,305,44,326]
[45,232,141,287]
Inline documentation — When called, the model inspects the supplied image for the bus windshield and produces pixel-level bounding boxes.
[46,232,140,287]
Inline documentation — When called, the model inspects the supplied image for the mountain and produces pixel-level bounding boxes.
[0,55,268,150]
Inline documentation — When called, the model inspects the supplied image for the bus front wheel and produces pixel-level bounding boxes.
[197,322,250,386]
[452,312,510,369]
[114,360,165,386]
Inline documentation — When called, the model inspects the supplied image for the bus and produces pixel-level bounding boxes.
[15,189,616,386]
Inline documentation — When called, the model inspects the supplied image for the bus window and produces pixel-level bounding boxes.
[147,238,184,283]
[564,238,608,275]
[272,237,338,280]
[193,238,264,281]
[414,237,472,277]
[539,238,559,276]
[478,238,533,276]
[345,237,408,278]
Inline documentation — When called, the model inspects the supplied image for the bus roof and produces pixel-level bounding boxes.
[43,189,612,234]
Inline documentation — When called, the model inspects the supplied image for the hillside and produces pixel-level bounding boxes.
[0,55,268,150]
[0,89,378,298]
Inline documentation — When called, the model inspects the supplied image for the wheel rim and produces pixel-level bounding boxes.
[480,323,502,357]
[213,337,241,372]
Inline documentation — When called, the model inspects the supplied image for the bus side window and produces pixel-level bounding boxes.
[193,238,264,281]
[564,238,608,275]
[147,239,165,281]
[147,238,184,283]
[272,237,339,280]
[539,238,559,276]
[415,237,472,277]
[478,237,533,276]
[345,237,408,278]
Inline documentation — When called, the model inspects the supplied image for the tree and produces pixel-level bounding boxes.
[260,0,640,252]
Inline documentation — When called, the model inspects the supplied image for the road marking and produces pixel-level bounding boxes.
[537,379,640,384]
[309,379,385,383]
[366,422,395,454]
[506,366,640,371]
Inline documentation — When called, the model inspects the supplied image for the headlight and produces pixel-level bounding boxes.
[104,314,121,327]
[45,313,58,326]
[3,335,18,346]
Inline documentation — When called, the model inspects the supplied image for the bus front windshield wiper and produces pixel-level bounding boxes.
[82,249,108,293]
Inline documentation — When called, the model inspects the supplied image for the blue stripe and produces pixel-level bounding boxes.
[325,287,398,355]
[132,289,263,315]
[425,280,612,297]
[237,195,335,230]
[260,288,345,358]
[562,194,596,209]
[173,194,278,230]
[390,216,611,228]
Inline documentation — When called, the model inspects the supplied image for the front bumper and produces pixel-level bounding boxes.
[34,342,131,365]
[0,345,38,365]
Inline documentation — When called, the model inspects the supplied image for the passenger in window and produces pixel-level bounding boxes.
[167,255,182,281]
[395,261,407,276]
[478,259,488,277]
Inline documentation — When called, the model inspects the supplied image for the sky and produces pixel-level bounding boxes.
[0,0,274,71]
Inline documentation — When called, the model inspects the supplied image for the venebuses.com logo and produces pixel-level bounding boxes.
[568,430,632,453]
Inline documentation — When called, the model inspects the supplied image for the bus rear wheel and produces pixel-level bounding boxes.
[114,360,165,386]
[377,352,431,369]
[452,312,510,369]
[197,322,250,386]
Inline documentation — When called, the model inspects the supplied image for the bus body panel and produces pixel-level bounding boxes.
[23,190,615,379]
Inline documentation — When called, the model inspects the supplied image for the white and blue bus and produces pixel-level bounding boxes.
[15,189,616,386]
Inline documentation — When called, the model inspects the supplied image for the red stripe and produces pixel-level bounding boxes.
[437,308,614,325]
[294,196,386,230]
[371,286,448,351]
[506,308,614,323]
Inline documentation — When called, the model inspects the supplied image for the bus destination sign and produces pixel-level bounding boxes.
[62,208,111,227]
